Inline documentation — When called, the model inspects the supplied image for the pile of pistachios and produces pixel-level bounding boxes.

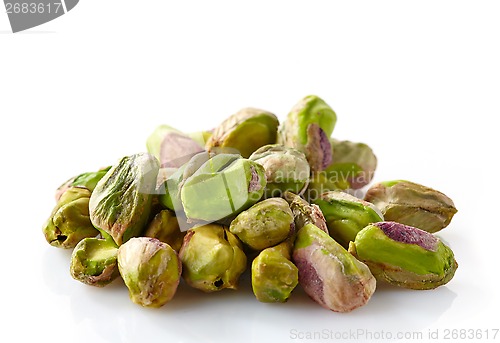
[43,95,458,312]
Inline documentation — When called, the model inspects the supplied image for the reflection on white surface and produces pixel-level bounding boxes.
[42,246,459,343]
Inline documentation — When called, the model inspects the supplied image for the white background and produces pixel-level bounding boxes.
[1,1,499,342]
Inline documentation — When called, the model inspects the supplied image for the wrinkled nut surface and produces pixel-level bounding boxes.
[349,221,458,290]
[284,191,329,234]
[249,144,310,197]
[206,108,279,158]
[293,223,376,312]
[89,153,160,246]
[43,187,99,249]
[118,237,181,308]
[146,125,204,168]
[180,154,267,222]
[179,224,247,292]
[278,95,337,172]
[313,191,383,248]
[251,241,299,303]
[229,197,294,251]
[364,180,457,233]
[144,209,186,252]
[70,237,119,287]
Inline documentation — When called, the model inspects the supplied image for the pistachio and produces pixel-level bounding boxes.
[180,153,266,222]
[313,191,383,248]
[144,209,186,252]
[364,180,457,233]
[179,224,247,292]
[278,95,337,172]
[284,191,328,234]
[251,241,298,303]
[118,237,181,307]
[249,144,310,197]
[206,108,279,158]
[43,187,99,249]
[229,197,294,251]
[146,125,204,168]
[89,153,160,245]
[70,237,119,287]
[349,221,458,290]
[293,223,376,312]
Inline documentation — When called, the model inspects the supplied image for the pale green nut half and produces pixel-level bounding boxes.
[144,209,186,252]
[313,191,383,248]
[278,95,337,172]
[229,197,294,251]
[293,223,376,312]
[206,108,279,158]
[159,151,212,213]
[284,191,328,234]
[118,237,181,307]
[146,125,204,168]
[249,144,310,197]
[251,241,298,303]
[70,237,119,287]
[43,187,99,249]
[349,222,458,290]
[364,180,458,233]
[89,153,160,246]
[179,224,247,292]
[180,153,266,222]
[55,167,111,201]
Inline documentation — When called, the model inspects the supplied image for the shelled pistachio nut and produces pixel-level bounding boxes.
[118,237,181,307]
[284,191,328,234]
[313,191,383,248]
[70,237,119,287]
[249,144,310,197]
[89,153,160,245]
[229,197,294,251]
[308,139,377,194]
[349,221,458,290]
[43,187,99,249]
[251,241,298,303]
[278,95,337,172]
[364,180,457,233]
[180,153,266,222]
[55,167,111,201]
[146,125,204,168]
[144,209,185,252]
[293,223,376,312]
[206,108,279,158]
[179,224,247,292]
